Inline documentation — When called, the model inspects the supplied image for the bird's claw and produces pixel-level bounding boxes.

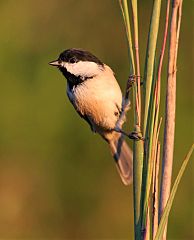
[125,75,143,99]
[127,75,142,88]
[128,131,144,141]
[114,128,144,141]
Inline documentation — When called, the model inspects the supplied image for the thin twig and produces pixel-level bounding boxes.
[174,0,182,67]
[131,0,141,126]
[155,0,170,108]
[143,205,150,240]
[152,142,160,239]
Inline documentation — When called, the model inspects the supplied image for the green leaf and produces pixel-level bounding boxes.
[143,0,161,136]
[119,0,135,74]
[154,144,194,240]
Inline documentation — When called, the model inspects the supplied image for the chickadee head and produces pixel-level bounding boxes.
[49,48,104,84]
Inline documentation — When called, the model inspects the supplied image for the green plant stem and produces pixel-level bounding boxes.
[133,125,144,240]
[141,77,157,232]
[141,0,161,237]
[131,0,141,126]
[152,142,160,239]
[143,0,161,136]
[119,0,135,75]
[119,2,144,240]
[130,1,144,239]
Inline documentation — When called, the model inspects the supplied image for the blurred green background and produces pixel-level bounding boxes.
[0,0,193,239]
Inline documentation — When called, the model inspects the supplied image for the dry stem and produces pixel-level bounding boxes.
[159,1,183,239]
[152,142,160,239]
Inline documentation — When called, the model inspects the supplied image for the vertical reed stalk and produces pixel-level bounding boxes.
[133,135,144,240]
[141,1,161,237]
[118,1,192,240]
[119,0,135,75]
[159,1,183,239]
[119,2,144,239]
[131,1,144,240]
[143,0,161,136]
[131,0,141,126]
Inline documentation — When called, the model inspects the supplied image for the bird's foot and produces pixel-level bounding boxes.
[128,131,144,141]
[127,74,143,88]
[125,75,143,99]
[114,128,144,141]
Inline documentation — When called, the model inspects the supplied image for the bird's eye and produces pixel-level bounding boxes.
[69,57,77,64]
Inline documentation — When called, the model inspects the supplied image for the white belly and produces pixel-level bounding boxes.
[68,66,123,131]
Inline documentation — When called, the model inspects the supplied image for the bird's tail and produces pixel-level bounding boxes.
[108,133,133,185]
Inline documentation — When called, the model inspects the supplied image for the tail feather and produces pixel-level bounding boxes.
[109,134,133,185]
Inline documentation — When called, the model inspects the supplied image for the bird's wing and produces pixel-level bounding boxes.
[76,110,96,132]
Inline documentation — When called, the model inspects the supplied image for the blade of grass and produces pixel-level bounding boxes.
[141,70,157,236]
[141,86,161,235]
[152,142,160,239]
[143,206,150,240]
[133,126,144,240]
[143,0,162,136]
[119,0,137,125]
[155,144,194,240]
[119,0,135,75]
[131,0,141,126]
[155,0,170,110]
[141,0,162,230]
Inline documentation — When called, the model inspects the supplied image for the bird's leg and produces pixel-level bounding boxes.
[114,75,144,141]
[114,127,144,141]
[125,74,143,99]
[128,131,144,141]
[116,98,130,130]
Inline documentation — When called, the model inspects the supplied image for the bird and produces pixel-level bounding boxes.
[49,48,133,185]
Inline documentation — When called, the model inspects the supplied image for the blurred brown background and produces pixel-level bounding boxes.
[0,0,193,239]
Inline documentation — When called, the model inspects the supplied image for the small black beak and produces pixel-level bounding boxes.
[49,60,61,67]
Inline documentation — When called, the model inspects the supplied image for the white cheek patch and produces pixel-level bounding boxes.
[64,61,102,77]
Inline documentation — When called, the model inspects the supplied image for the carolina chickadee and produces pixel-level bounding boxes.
[49,48,132,185]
